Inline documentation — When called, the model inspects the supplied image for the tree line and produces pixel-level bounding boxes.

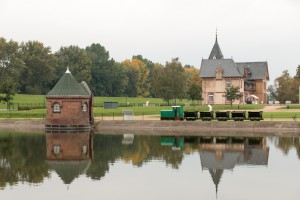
[0,37,202,103]
[269,65,300,103]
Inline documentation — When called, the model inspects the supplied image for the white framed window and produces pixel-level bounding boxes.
[53,145,61,155]
[226,81,232,88]
[82,103,88,112]
[82,145,88,155]
[208,93,214,103]
[53,103,61,113]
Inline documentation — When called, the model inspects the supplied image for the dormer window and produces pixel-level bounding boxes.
[53,103,61,113]
[82,103,88,112]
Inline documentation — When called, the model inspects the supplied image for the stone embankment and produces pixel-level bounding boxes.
[95,120,300,136]
[0,119,45,133]
[0,118,300,136]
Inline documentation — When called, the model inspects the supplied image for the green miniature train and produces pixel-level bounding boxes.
[160,106,184,120]
[160,106,263,121]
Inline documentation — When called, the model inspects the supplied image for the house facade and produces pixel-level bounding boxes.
[200,35,269,105]
[45,68,94,129]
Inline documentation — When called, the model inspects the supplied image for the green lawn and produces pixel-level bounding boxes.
[0,94,186,109]
[0,105,294,119]
[263,112,299,118]
[0,94,298,119]
[279,105,300,109]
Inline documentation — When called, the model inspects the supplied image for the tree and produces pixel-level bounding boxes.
[122,59,150,97]
[132,55,155,97]
[0,38,24,92]
[187,83,203,104]
[86,44,128,96]
[56,45,92,85]
[152,63,164,98]
[152,58,187,103]
[225,86,243,106]
[20,41,57,94]
[275,70,299,103]
[267,84,278,102]
[0,80,16,107]
[105,62,128,97]
[294,65,300,80]
[184,66,202,99]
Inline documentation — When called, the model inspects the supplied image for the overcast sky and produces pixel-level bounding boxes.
[1,0,300,83]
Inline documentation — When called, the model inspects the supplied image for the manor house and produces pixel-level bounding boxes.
[200,35,269,105]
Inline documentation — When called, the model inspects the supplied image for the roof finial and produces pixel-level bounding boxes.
[66,67,71,74]
[216,27,218,41]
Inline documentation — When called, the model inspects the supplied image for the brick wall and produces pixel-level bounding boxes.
[46,132,92,160]
[45,97,91,126]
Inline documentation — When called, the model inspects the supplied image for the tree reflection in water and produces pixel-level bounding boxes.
[1,132,300,189]
[0,133,48,188]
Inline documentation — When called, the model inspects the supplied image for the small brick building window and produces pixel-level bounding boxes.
[53,103,61,113]
[53,145,61,155]
[82,103,88,112]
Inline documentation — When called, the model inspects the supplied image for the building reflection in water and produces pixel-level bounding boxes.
[122,134,135,145]
[45,130,93,184]
[44,133,269,189]
[198,136,269,196]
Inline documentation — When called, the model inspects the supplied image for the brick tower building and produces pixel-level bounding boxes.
[45,68,94,129]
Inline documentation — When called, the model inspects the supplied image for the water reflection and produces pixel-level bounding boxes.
[0,132,300,193]
[0,133,48,188]
[161,136,184,151]
[275,137,300,158]
[198,136,269,195]
[45,130,93,184]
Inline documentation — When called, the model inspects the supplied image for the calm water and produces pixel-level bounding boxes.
[0,131,300,200]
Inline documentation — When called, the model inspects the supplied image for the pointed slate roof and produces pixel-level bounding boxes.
[236,62,270,80]
[209,168,223,197]
[47,69,90,97]
[208,35,224,59]
[200,59,242,78]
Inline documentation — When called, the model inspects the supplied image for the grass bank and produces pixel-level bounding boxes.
[0,94,298,119]
[0,105,297,119]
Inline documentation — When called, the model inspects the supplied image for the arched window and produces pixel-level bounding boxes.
[53,145,61,155]
[82,145,88,155]
[53,103,61,113]
[82,103,88,112]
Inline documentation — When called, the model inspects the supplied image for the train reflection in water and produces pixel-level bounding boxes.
[45,130,93,184]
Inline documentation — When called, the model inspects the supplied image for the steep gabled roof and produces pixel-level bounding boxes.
[46,160,91,184]
[47,69,90,97]
[208,35,224,59]
[236,62,269,80]
[200,59,242,78]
